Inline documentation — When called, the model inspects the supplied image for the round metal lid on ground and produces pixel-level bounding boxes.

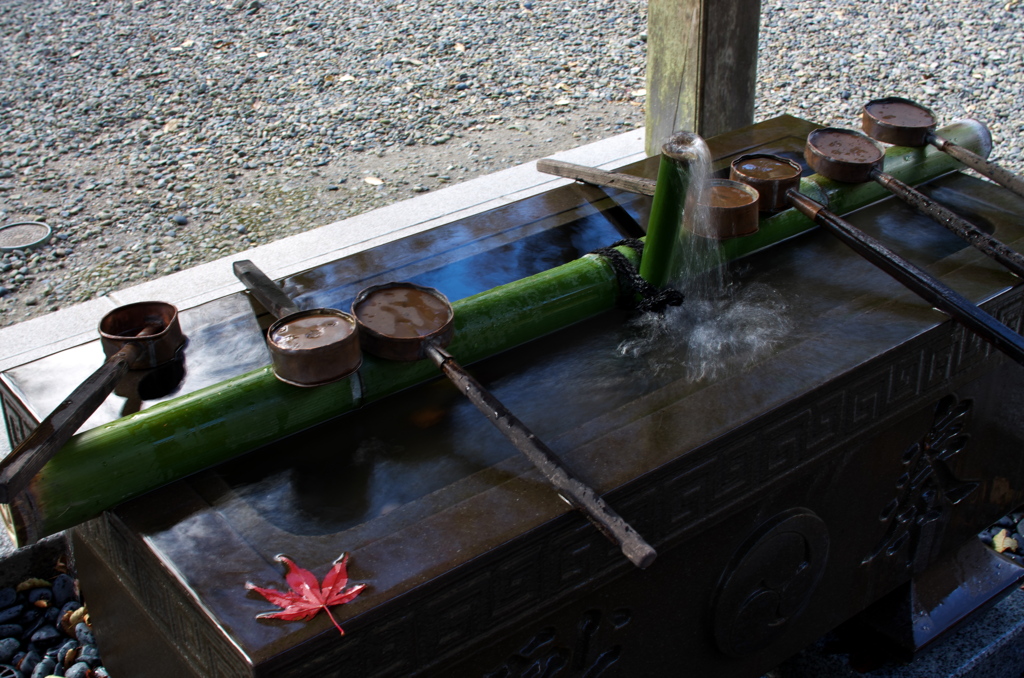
[0,222,51,252]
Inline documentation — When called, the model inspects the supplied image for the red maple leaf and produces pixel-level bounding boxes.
[246,553,366,636]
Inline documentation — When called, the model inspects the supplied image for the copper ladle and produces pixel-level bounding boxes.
[233,260,361,387]
[0,301,185,503]
[805,128,1024,279]
[862,97,1024,200]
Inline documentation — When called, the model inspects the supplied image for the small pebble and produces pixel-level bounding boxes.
[171,215,188,226]
[17,649,40,675]
[29,625,62,649]
[51,576,75,609]
[29,656,55,678]
[76,644,101,668]
[73,624,93,647]
[56,639,77,666]
[65,662,91,678]
[0,625,21,640]
[18,608,41,627]
[0,638,17,664]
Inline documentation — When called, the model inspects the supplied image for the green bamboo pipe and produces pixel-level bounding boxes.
[1,120,990,544]
[639,132,702,288]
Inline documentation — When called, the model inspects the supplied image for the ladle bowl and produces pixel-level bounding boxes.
[862,96,1024,200]
[729,154,803,213]
[862,97,938,147]
[804,128,884,184]
[266,309,362,388]
[99,301,184,369]
[351,282,455,362]
[694,179,760,239]
[233,260,362,387]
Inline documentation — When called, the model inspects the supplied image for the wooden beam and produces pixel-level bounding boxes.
[645,0,762,155]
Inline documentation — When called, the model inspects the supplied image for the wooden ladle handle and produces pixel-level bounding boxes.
[425,343,657,569]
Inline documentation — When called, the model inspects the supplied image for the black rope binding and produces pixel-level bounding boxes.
[590,238,684,314]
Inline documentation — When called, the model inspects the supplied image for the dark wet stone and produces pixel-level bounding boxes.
[24,590,50,608]
[65,662,91,678]
[16,609,40,627]
[19,614,46,639]
[17,649,39,675]
[0,626,21,641]
[0,664,20,678]
[28,625,62,649]
[56,639,77,666]
[0,608,22,626]
[73,624,93,647]
[0,638,17,664]
[50,576,75,609]
[29,657,54,678]
[0,592,14,611]
[76,644,100,668]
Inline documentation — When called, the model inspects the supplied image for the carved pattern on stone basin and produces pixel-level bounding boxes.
[863,393,978,570]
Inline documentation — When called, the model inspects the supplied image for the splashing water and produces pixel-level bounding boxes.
[617,282,791,382]
[617,134,791,381]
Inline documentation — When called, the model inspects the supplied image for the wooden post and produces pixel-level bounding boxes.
[645,0,762,155]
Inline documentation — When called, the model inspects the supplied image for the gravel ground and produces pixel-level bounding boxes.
[0,0,1021,332]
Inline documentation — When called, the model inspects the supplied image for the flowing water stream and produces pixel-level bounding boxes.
[618,134,792,381]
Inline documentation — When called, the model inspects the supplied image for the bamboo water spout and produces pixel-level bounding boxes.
[639,131,707,289]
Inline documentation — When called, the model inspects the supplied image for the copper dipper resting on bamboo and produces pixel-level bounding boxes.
[352,282,657,569]
[0,301,185,503]
[692,179,760,239]
[233,260,362,387]
[805,127,1024,280]
[862,97,1024,200]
